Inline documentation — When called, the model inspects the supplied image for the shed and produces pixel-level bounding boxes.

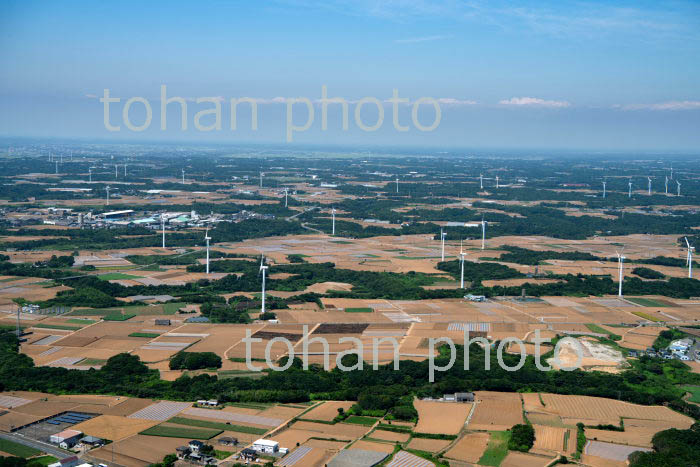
[218,436,238,446]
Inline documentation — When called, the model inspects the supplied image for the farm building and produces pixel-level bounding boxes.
[154,319,171,326]
[218,436,238,446]
[50,429,82,448]
[253,439,279,453]
[669,338,693,352]
[80,435,104,447]
[186,316,210,323]
[240,448,257,461]
[188,440,205,452]
[47,456,80,467]
[444,392,475,402]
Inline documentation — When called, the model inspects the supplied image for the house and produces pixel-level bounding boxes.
[240,448,257,461]
[189,440,205,452]
[455,392,475,402]
[80,435,104,447]
[252,439,279,454]
[669,338,693,352]
[176,446,190,459]
[218,437,238,446]
[465,294,486,302]
[186,316,210,323]
[48,456,80,467]
[155,319,171,326]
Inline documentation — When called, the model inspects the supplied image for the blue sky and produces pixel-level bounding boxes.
[1,0,699,151]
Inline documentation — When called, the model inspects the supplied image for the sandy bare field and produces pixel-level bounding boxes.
[444,432,489,463]
[414,400,471,434]
[405,437,452,452]
[469,391,523,431]
[302,401,355,422]
[72,415,159,441]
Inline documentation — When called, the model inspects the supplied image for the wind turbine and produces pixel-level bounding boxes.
[106,185,111,205]
[284,187,288,207]
[396,177,399,194]
[259,171,263,188]
[440,228,446,261]
[161,215,166,249]
[676,180,681,196]
[665,176,668,195]
[602,180,607,199]
[685,237,695,278]
[55,160,58,174]
[616,248,625,297]
[88,168,92,183]
[495,176,499,189]
[331,207,336,236]
[459,240,466,288]
[259,256,268,314]
[204,227,211,275]
[628,180,632,198]
[115,164,118,178]
[647,177,652,195]
[479,174,483,190]
[181,168,185,184]
[124,163,127,177]
[481,217,487,250]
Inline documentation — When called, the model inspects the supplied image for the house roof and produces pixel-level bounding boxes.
[254,439,279,447]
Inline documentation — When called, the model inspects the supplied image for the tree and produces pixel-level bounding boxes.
[508,424,535,452]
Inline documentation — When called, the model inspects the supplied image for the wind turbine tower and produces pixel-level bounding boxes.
[331,207,336,236]
[481,218,487,250]
[259,257,268,314]
[647,177,652,195]
[106,185,111,205]
[495,176,499,189]
[685,237,695,279]
[440,228,446,261]
[396,178,399,194]
[124,163,127,177]
[459,240,466,289]
[204,227,211,275]
[284,187,288,207]
[628,180,632,198]
[161,215,166,249]
[259,171,263,188]
[88,168,92,183]
[479,174,483,190]
[181,169,185,184]
[115,164,118,178]
[677,180,681,196]
[55,161,58,174]
[616,249,625,297]
[602,180,606,198]
[665,176,668,194]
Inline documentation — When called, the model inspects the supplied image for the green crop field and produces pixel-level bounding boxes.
[65,318,96,325]
[627,297,671,307]
[128,332,160,338]
[140,424,222,439]
[344,415,378,426]
[32,323,81,331]
[682,386,700,403]
[0,438,42,458]
[477,431,511,467]
[631,311,664,322]
[104,312,136,321]
[168,416,268,435]
[97,272,144,281]
[345,307,373,313]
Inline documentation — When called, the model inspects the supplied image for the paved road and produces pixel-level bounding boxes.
[0,432,71,459]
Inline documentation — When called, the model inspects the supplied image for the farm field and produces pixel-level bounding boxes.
[444,432,490,463]
[413,400,471,434]
[469,392,524,431]
[301,401,355,422]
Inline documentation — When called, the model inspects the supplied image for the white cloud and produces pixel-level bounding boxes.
[394,35,450,44]
[617,101,700,111]
[499,97,570,108]
[84,93,98,99]
[437,98,477,106]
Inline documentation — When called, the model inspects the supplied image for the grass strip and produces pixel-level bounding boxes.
[140,424,222,440]
[477,431,511,467]
[0,438,42,458]
[168,416,268,435]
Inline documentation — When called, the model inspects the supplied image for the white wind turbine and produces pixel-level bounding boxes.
[440,228,447,261]
[481,217,487,250]
[55,160,58,174]
[181,168,185,184]
[204,226,212,275]
[676,180,681,196]
[124,163,127,177]
[685,237,695,279]
[459,240,466,289]
[602,180,607,198]
[88,168,92,183]
[331,207,336,236]
[665,176,668,195]
[628,180,632,198]
[479,174,483,190]
[647,177,652,195]
[284,187,289,207]
[396,177,399,194]
[106,185,111,205]
[161,215,166,249]
[259,171,263,188]
[495,176,500,189]
[259,256,268,314]
[616,247,626,297]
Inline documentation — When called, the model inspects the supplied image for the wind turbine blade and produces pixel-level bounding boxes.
[685,237,690,248]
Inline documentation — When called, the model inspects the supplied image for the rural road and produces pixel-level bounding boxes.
[0,431,71,459]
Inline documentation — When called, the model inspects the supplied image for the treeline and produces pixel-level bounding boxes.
[2,330,700,423]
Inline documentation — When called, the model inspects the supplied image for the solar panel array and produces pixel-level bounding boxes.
[447,322,490,332]
[47,412,94,425]
[278,446,312,466]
